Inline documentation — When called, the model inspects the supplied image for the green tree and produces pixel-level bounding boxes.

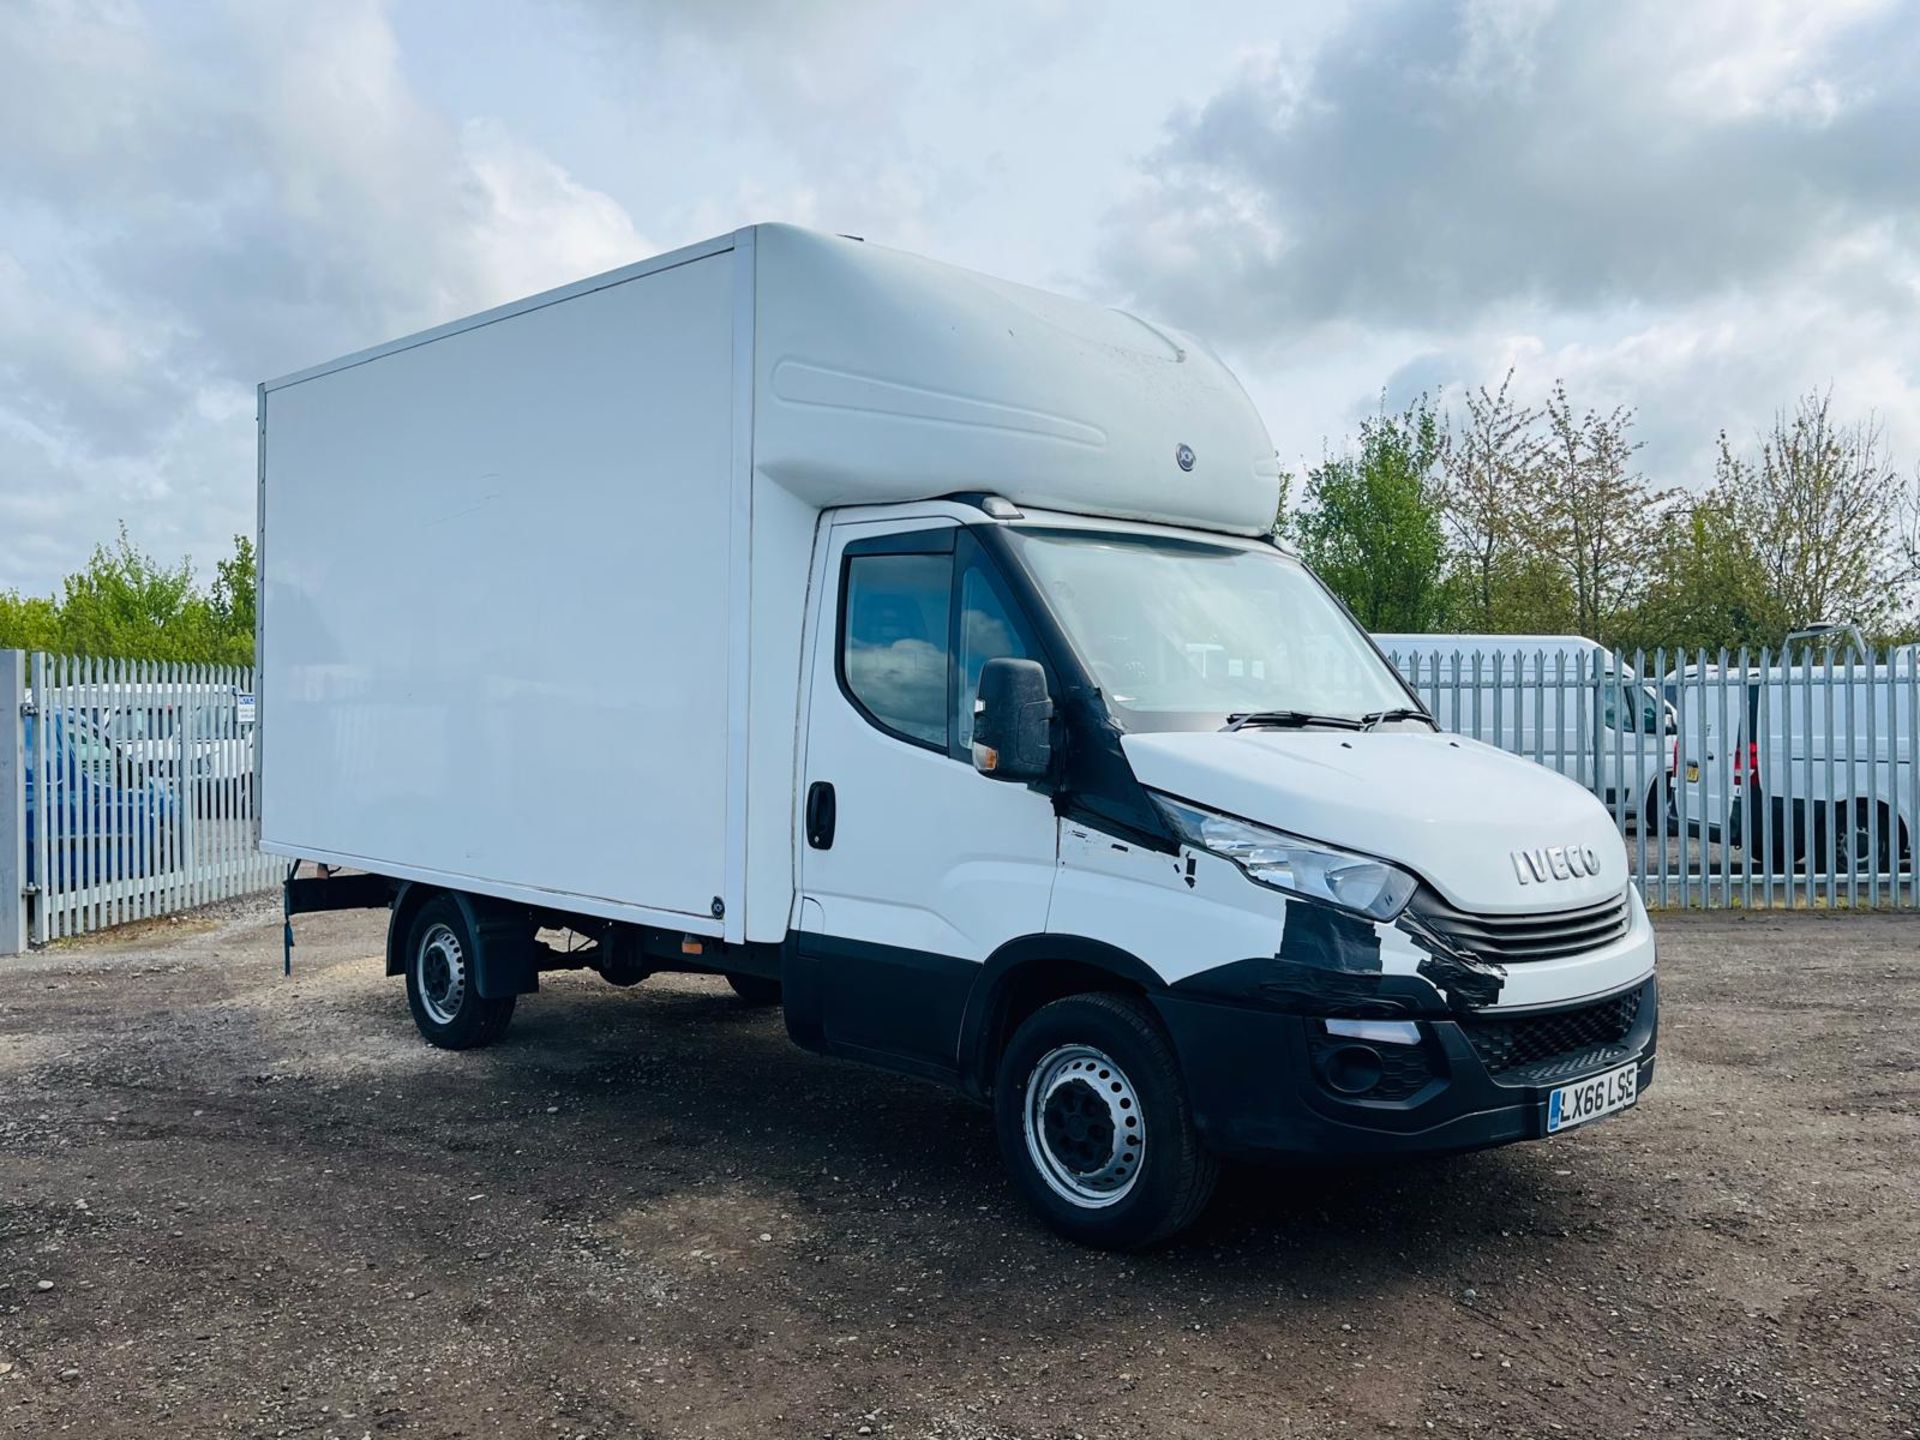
[55,526,208,659]
[1620,491,1781,654]
[1441,372,1544,630]
[1717,390,1908,635]
[0,591,61,652]
[1478,551,1580,635]
[1538,383,1668,646]
[210,534,256,654]
[0,528,255,665]
[1287,398,1452,631]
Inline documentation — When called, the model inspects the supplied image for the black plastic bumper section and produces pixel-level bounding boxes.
[1153,975,1658,1160]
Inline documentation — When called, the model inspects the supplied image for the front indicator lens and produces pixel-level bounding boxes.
[1153,796,1418,921]
[1325,1018,1422,1045]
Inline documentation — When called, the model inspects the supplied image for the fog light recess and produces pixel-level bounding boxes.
[1320,1043,1385,1096]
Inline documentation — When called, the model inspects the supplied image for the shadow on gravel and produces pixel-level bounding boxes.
[327,974,1653,1295]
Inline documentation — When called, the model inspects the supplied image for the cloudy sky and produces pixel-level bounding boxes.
[3,0,1917,595]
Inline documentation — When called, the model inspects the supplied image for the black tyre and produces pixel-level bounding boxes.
[725,972,782,1006]
[993,992,1217,1249]
[1833,800,1893,876]
[404,896,516,1049]
[1642,781,1668,837]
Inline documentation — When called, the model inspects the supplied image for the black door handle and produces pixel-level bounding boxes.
[806,781,837,849]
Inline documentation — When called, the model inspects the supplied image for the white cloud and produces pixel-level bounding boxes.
[3,0,1918,599]
[1109,0,1920,337]
[1107,0,1920,493]
[460,122,653,301]
[0,0,651,595]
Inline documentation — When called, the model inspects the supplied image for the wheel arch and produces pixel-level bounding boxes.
[958,935,1168,1099]
[384,881,433,978]
[1857,795,1912,864]
[385,883,539,999]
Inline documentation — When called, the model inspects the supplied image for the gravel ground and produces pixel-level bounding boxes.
[1,902,1915,1438]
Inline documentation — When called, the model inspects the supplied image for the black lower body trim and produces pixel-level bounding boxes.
[1153,976,1658,1160]
[785,931,976,1080]
[286,871,395,915]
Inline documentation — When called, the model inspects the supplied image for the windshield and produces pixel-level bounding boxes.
[1003,527,1416,731]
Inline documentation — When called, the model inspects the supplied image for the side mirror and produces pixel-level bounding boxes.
[973,657,1053,781]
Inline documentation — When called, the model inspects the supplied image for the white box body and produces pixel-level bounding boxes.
[258,225,1279,942]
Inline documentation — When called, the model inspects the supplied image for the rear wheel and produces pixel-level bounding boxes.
[1833,800,1894,875]
[993,992,1217,1249]
[404,896,516,1049]
[725,972,782,1006]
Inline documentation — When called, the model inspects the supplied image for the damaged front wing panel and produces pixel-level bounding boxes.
[1170,896,1506,1018]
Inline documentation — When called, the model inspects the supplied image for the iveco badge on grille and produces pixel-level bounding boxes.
[1512,844,1601,884]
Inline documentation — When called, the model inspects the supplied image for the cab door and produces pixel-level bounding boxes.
[794,518,1058,1076]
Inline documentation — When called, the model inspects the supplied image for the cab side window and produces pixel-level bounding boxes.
[1604,680,1644,734]
[841,552,952,749]
[955,557,1040,751]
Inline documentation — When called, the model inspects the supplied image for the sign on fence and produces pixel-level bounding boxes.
[1,650,279,953]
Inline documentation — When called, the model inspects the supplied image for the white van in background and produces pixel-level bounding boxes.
[1375,635,1672,828]
[98,684,257,809]
[1672,655,1915,876]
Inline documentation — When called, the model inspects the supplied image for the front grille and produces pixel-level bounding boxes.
[1411,888,1631,964]
[1460,987,1643,1077]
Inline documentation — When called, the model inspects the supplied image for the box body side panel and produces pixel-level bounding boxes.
[260,251,737,920]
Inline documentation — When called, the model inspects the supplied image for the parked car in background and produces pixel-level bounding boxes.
[1375,634,1672,828]
[1671,653,1915,876]
[23,710,172,889]
[97,684,256,811]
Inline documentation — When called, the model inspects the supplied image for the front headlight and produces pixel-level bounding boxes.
[1152,796,1418,921]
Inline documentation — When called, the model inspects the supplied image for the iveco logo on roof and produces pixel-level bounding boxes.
[1174,443,1196,472]
[1512,844,1601,885]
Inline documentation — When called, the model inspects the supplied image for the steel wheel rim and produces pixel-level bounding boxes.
[1849,815,1875,867]
[417,923,467,1026]
[1023,1044,1144,1208]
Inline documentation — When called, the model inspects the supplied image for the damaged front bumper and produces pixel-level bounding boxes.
[1156,973,1658,1159]
[1151,887,1659,1160]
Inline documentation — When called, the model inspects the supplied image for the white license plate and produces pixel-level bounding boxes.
[1546,1060,1639,1134]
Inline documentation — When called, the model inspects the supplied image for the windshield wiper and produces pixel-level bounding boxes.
[1225,710,1365,732]
[1359,708,1436,730]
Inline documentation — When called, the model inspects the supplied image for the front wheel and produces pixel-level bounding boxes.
[993,992,1217,1249]
[404,897,516,1049]
[1642,780,1669,837]
[725,972,782,1006]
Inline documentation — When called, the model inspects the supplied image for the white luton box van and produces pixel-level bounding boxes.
[260,225,1657,1246]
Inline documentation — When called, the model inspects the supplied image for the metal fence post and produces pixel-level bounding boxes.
[0,651,26,956]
